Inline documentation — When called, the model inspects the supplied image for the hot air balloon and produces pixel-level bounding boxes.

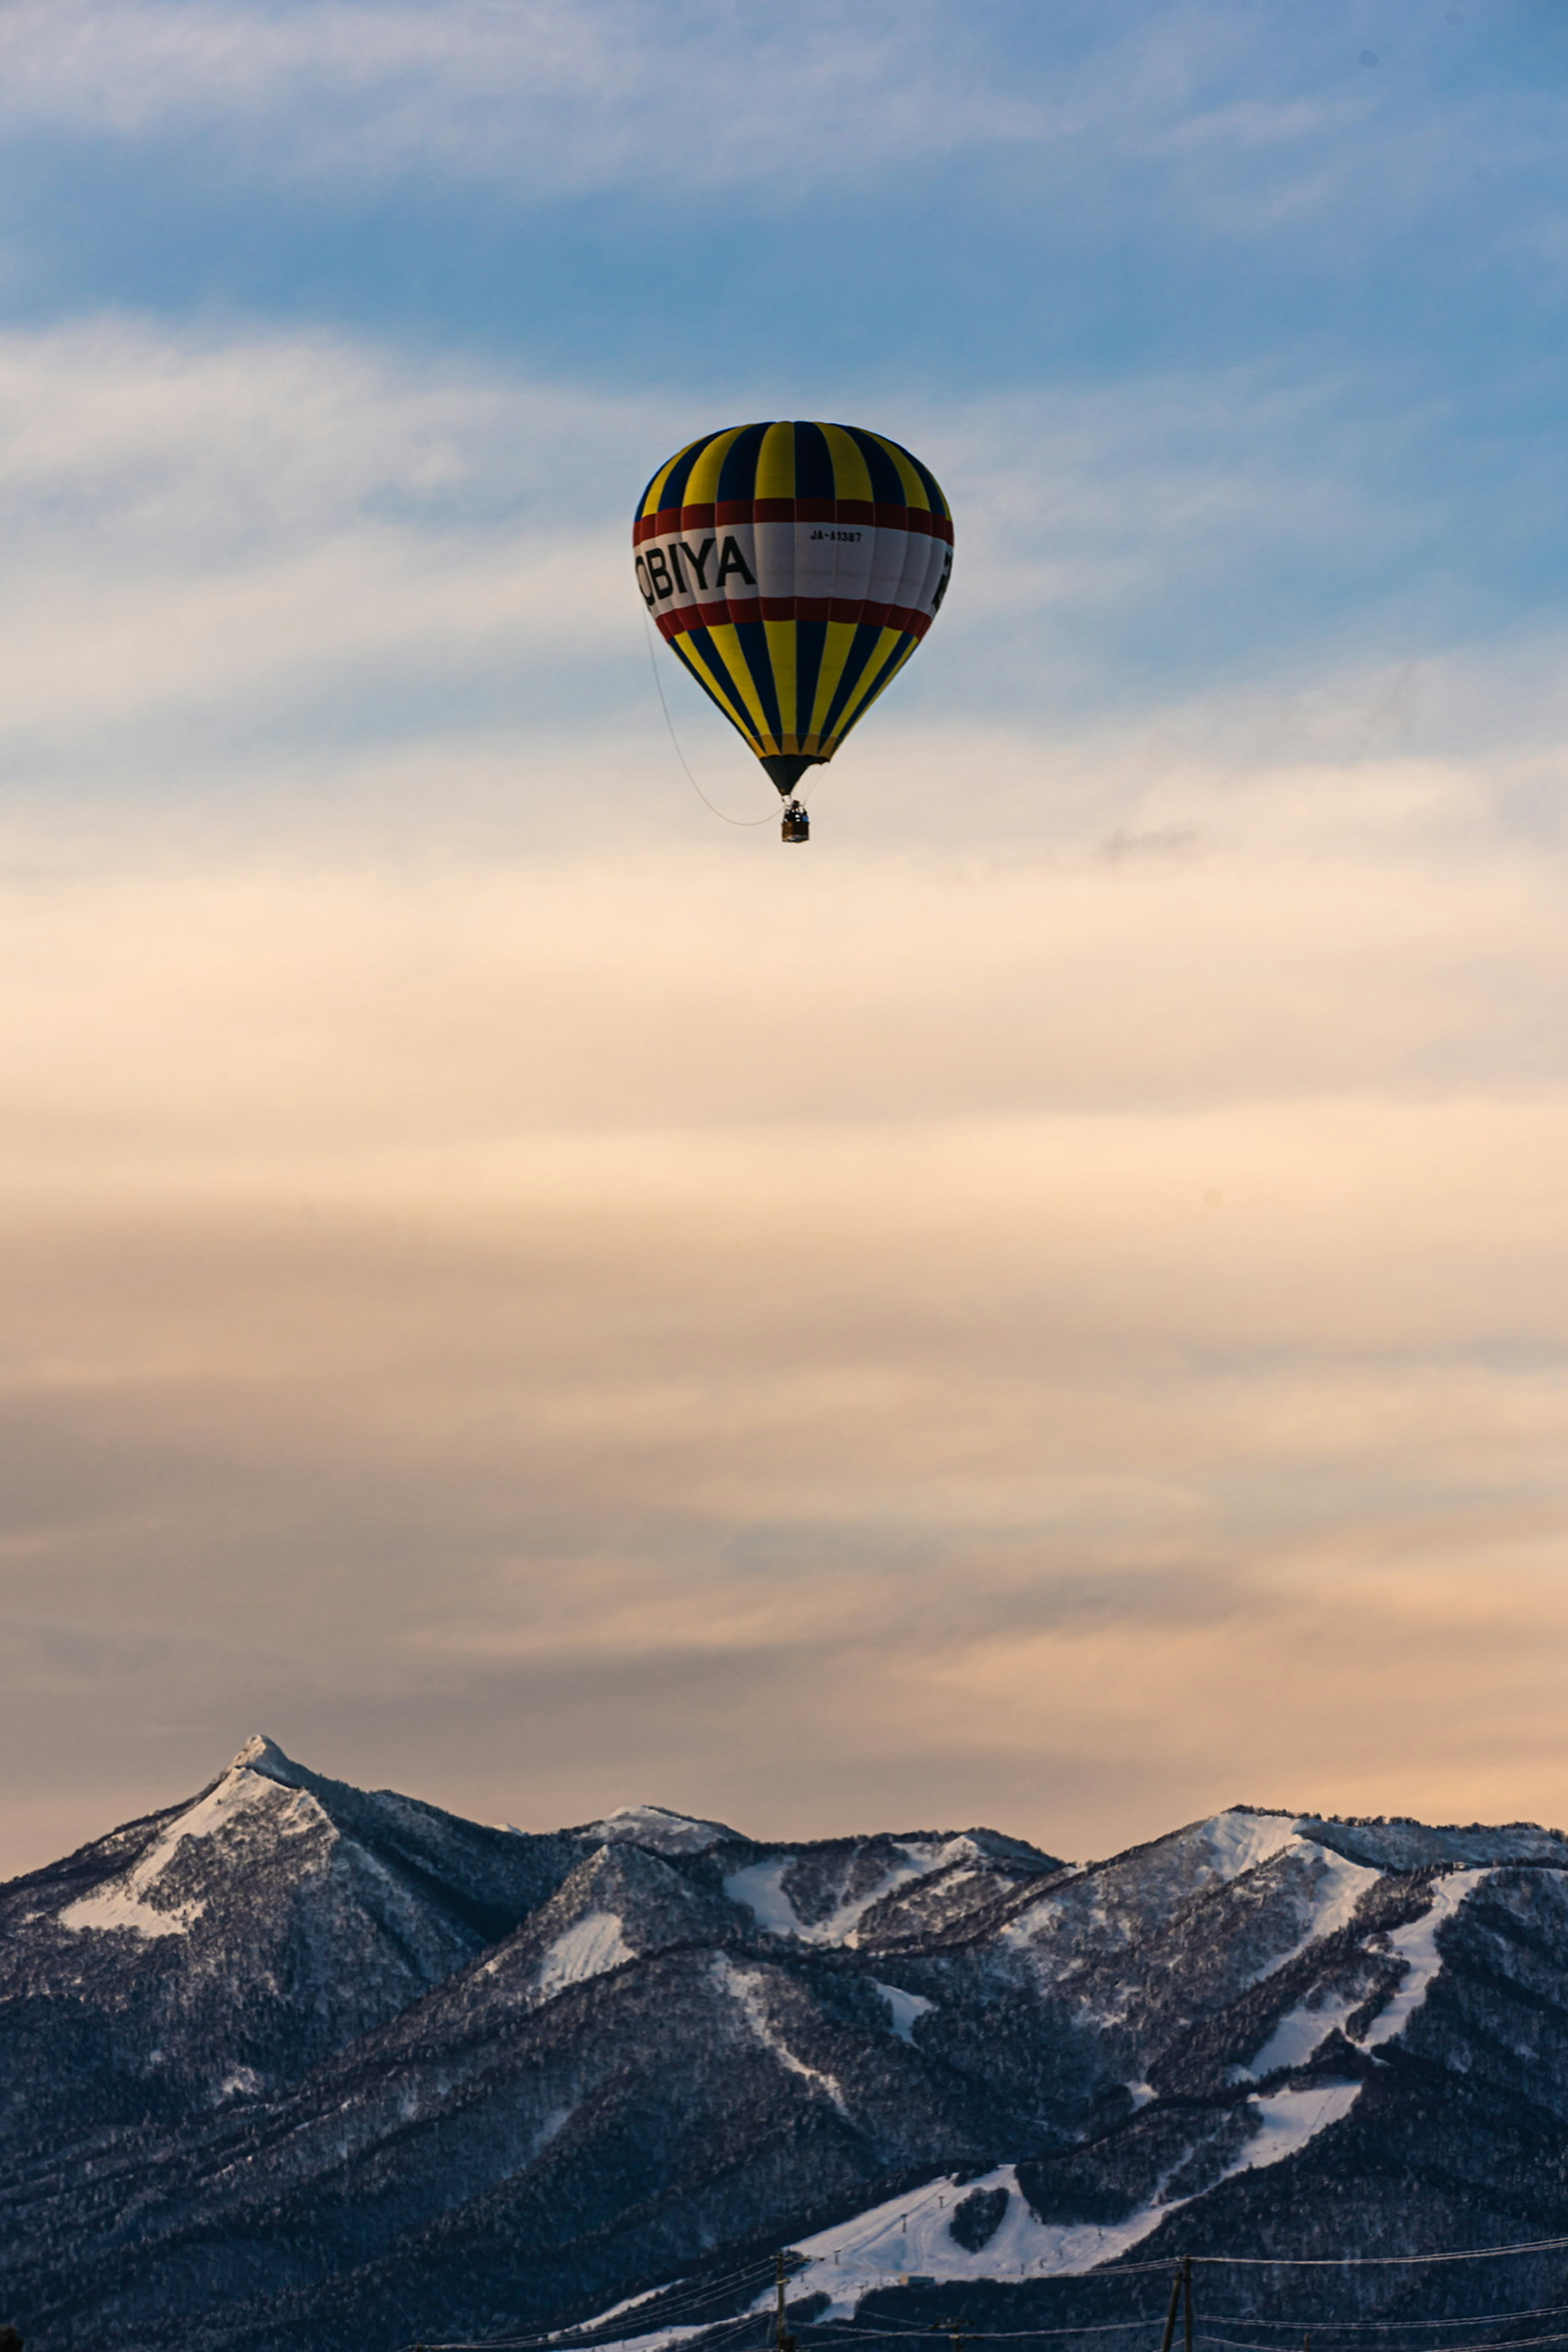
[634,420,953,843]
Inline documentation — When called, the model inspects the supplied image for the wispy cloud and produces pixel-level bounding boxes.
[0,0,1052,192]
[1,672,1565,1869]
[0,317,1537,794]
[3,7,1568,1876]
[0,0,1550,234]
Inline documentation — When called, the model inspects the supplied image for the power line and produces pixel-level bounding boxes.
[1196,2337,1568,2352]
[1190,2241,1568,2269]
[432,2322,762,2352]
[405,2227,1568,2352]
[809,2323,1169,2341]
[422,2295,771,2352]
[1183,2310,1568,2332]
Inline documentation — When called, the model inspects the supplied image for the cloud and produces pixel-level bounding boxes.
[0,319,683,767]
[0,0,1552,248]
[0,0,1054,194]
[0,723,1566,1873]
[0,313,1541,805]
[0,308,1565,1878]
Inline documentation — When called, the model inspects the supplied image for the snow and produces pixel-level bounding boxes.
[58,1759,323,1938]
[1203,1810,1310,1880]
[872,1980,933,2044]
[715,1957,849,2113]
[1361,1869,1490,2048]
[724,1841,962,1945]
[723,1857,802,1937]
[1239,1989,1364,2079]
[1004,1817,1374,1988]
[996,1872,1087,1946]
[1244,1847,1383,1989]
[551,2282,680,2339]
[789,2164,1171,2306]
[581,1804,733,1854]
[787,2080,1362,2312]
[59,1879,205,1940]
[537,1910,633,1995]
[1227,1871,1488,2080]
[229,1734,296,1779]
[1236,2081,1361,2168]
[562,2330,710,2352]
[1235,1850,1434,2074]
[1232,1848,1385,2070]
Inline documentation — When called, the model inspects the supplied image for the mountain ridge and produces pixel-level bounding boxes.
[8,1739,1568,2352]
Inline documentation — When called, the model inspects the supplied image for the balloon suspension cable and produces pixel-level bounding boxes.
[644,615,775,827]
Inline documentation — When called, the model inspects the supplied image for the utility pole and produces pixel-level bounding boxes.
[1157,2258,1195,2352]
[940,2319,968,2352]
[775,2252,796,2352]
[1158,2265,1183,2352]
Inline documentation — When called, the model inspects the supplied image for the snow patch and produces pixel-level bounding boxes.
[723,1857,803,1937]
[60,1880,205,1940]
[724,1841,962,1946]
[1203,1810,1308,1881]
[1239,1990,1363,2080]
[1236,2080,1361,2169]
[872,1981,933,2044]
[1244,1847,1383,1989]
[715,1956,848,2113]
[563,2331,710,2352]
[58,1761,323,1938]
[531,2104,575,2154]
[1361,1870,1489,2049]
[537,1910,633,1995]
[791,2080,1362,2309]
[581,1804,733,1854]
[551,2282,681,2339]
[793,2164,1169,2306]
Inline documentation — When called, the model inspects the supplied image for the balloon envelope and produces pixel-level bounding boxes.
[634,420,953,795]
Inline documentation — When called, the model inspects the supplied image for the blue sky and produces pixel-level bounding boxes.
[4,1,1568,1870]
[4,0,1568,760]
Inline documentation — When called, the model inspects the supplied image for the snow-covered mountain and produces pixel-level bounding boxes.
[7,1742,1568,2352]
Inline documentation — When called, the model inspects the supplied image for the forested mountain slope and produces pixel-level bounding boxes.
[7,1740,1568,2352]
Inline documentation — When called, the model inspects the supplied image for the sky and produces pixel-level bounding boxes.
[3,0,1568,1877]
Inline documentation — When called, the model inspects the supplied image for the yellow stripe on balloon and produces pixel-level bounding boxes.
[762,620,798,742]
[642,436,705,517]
[671,635,757,745]
[864,633,923,709]
[806,619,861,745]
[820,423,875,505]
[823,626,909,743]
[703,622,771,746]
[754,420,795,501]
[680,426,748,508]
[864,432,931,512]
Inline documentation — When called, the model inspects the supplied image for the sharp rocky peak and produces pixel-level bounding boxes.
[225,1732,309,1785]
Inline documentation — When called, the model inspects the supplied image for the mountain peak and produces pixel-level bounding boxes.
[577,1802,738,1854]
[227,1734,305,1785]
